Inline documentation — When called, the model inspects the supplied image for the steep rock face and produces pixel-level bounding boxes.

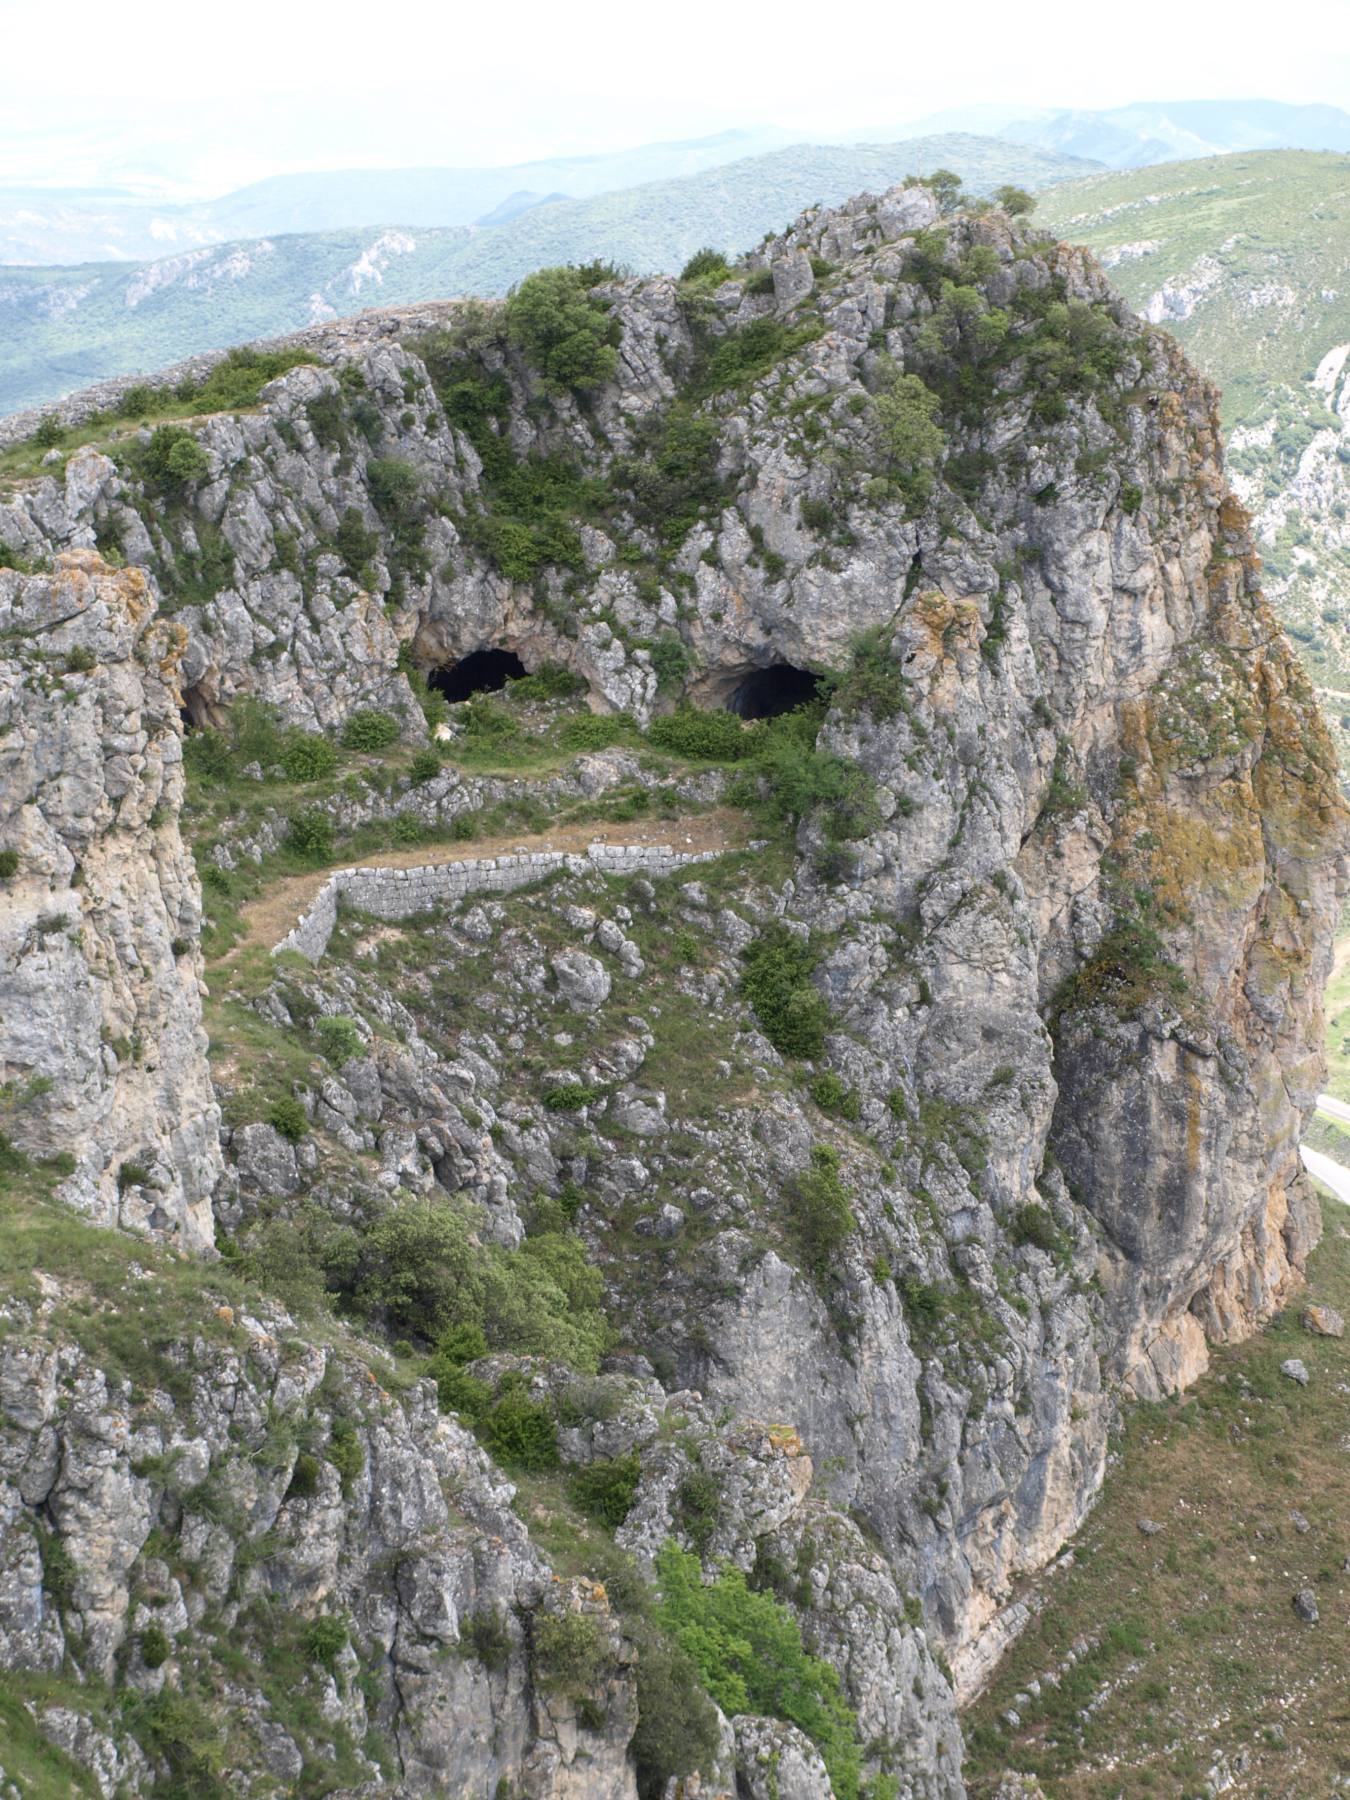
[0,550,220,1245]
[0,180,1345,1793]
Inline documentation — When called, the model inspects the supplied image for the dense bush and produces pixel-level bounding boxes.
[141,424,211,492]
[614,408,725,545]
[139,1623,170,1669]
[267,1094,309,1143]
[740,923,831,1059]
[341,708,401,751]
[870,362,946,510]
[570,1453,642,1527]
[533,1609,609,1704]
[33,414,63,448]
[285,807,333,860]
[315,1015,362,1065]
[656,1545,862,1800]
[509,662,586,702]
[789,1144,855,1274]
[302,1616,348,1669]
[504,266,620,394]
[280,731,338,782]
[0,850,18,880]
[335,506,379,580]
[993,183,1036,215]
[647,706,748,761]
[559,712,628,750]
[409,746,442,783]
[649,631,692,696]
[680,247,732,283]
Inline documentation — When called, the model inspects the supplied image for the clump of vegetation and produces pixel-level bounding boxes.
[569,1453,641,1527]
[680,247,732,284]
[656,1544,863,1800]
[869,359,946,511]
[790,1144,855,1274]
[315,1015,362,1065]
[280,731,338,782]
[139,424,211,492]
[504,265,621,395]
[647,706,749,761]
[267,1094,309,1142]
[741,923,831,1059]
[285,807,333,860]
[341,708,401,751]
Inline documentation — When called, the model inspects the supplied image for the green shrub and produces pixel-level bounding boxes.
[1121,482,1143,516]
[462,1608,512,1670]
[479,1375,558,1470]
[741,924,831,1059]
[33,413,63,448]
[315,1015,362,1065]
[559,712,627,750]
[993,184,1036,215]
[64,644,96,674]
[141,425,210,491]
[335,506,379,579]
[647,706,748,761]
[303,1615,348,1668]
[268,1094,309,1142]
[341,708,401,751]
[139,1622,171,1669]
[325,1418,365,1490]
[675,1467,723,1553]
[280,731,338,781]
[870,362,945,510]
[124,1691,225,1794]
[286,1452,321,1499]
[649,631,692,696]
[505,266,619,394]
[533,1609,610,1713]
[1010,1203,1062,1254]
[656,1545,862,1799]
[0,850,18,880]
[631,1625,722,1800]
[680,247,731,283]
[570,1453,641,1528]
[117,1161,153,1192]
[739,712,877,838]
[392,811,422,844]
[509,662,586,701]
[790,1144,855,1274]
[409,746,442,783]
[286,808,332,860]
[543,1081,601,1111]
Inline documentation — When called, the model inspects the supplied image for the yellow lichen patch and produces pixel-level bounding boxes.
[1136,791,1265,918]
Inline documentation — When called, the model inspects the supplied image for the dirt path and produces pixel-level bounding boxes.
[225,808,751,959]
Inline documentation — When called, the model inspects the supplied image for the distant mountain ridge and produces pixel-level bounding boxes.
[0,134,1097,414]
[904,97,1350,169]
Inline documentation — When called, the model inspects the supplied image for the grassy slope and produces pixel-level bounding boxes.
[1042,151,1350,780]
[0,135,1094,414]
[964,1190,1349,1798]
[1035,150,1350,427]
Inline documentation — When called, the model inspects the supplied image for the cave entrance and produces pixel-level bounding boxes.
[427,648,527,704]
[179,683,210,731]
[728,663,823,720]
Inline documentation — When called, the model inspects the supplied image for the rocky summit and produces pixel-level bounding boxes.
[0,180,1345,1798]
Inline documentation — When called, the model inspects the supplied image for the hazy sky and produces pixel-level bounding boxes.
[2,0,1348,192]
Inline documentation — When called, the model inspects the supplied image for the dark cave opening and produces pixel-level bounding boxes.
[178,684,209,731]
[728,663,824,720]
[427,649,528,704]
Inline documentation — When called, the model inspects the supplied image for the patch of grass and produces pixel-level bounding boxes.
[964,1190,1350,1797]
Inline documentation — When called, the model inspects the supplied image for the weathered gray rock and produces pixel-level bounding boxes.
[734,1716,834,1800]
[0,552,221,1246]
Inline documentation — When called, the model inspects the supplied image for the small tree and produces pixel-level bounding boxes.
[913,167,964,215]
[871,363,946,510]
[504,267,619,395]
[993,184,1036,216]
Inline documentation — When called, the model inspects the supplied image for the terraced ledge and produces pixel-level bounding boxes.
[275,839,727,961]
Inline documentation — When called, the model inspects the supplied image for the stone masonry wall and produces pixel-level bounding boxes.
[275,843,722,960]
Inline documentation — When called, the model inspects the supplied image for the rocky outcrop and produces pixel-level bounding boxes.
[0,549,220,1245]
[0,179,1345,1796]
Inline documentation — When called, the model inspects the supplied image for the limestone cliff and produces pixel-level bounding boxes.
[0,551,220,1245]
[0,180,1344,1797]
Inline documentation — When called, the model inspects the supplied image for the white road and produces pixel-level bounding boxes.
[1301,1143,1350,1206]
[1315,1092,1350,1129]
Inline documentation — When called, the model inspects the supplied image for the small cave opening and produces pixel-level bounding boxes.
[728,663,823,720]
[426,648,528,703]
[179,683,210,732]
